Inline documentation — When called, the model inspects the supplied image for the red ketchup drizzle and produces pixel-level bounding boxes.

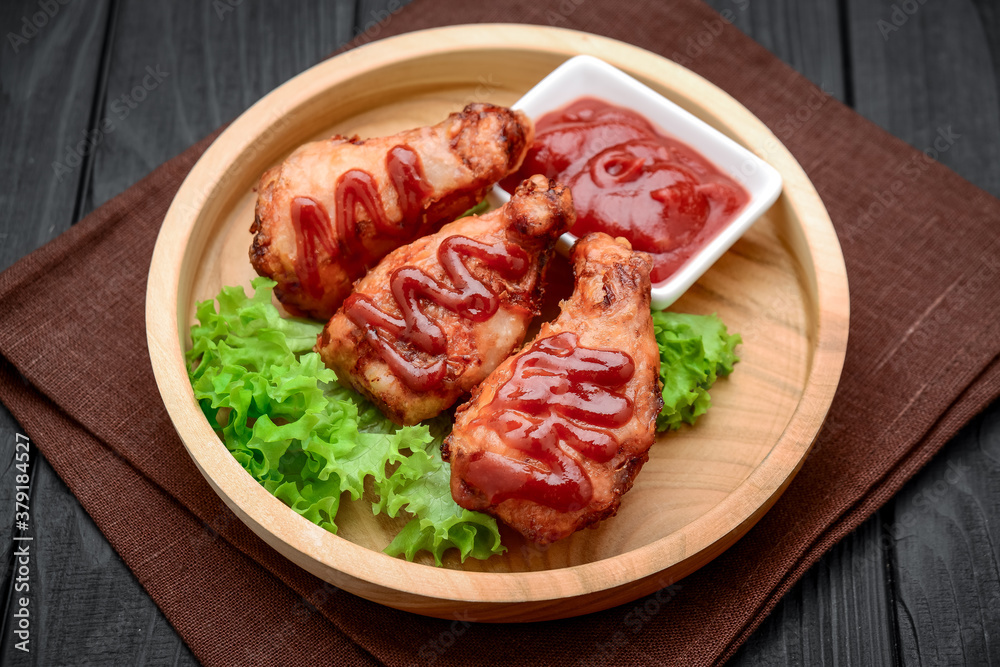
[289,144,433,294]
[464,332,635,512]
[501,98,750,284]
[344,236,530,391]
[289,196,337,299]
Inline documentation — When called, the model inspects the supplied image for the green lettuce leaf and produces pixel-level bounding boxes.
[373,419,506,565]
[458,199,490,218]
[651,311,741,431]
[187,277,503,561]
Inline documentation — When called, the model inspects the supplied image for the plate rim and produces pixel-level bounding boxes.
[146,23,849,615]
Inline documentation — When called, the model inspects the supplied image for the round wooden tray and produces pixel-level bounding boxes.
[146,24,849,622]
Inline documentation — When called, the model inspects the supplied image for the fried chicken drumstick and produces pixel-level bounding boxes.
[250,103,533,320]
[317,175,574,425]
[443,233,663,544]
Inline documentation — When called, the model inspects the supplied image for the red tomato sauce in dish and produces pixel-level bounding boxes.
[501,98,749,284]
[465,332,635,511]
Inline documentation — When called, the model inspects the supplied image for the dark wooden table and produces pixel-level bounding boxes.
[1,1,998,664]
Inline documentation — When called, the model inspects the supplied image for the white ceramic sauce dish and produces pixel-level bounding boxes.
[488,55,783,309]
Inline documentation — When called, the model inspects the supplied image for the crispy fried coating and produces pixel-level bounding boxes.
[317,175,574,425]
[250,103,533,320]
[443,233,662,544]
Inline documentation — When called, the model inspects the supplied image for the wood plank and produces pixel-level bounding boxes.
[846,1,1000,665]
[702,1,900,664]
[707,0,848,103]
[84,0,357,210]
[0,1,112,662]
[356,0,415,45]
[887,402,1000,666]
[0,0,360,664]
[847,0,1000,194]
[0,0,110,272]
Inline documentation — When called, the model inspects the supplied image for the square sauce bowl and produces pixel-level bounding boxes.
[488,55,783,309]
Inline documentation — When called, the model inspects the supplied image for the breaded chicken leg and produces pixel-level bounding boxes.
[443,233,662,544]
[250,104,533,320]
[317,175,574,425]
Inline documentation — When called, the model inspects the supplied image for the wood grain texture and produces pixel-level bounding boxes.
[889,406,1000,666]
[0,0,110,271]
[146,24,848,621]
[707,0,847,103]
[847,0,1000,196]
[0,1,114,664]
[87,0,357,210]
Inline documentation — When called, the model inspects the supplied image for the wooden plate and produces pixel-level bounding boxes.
[146,24,849,622]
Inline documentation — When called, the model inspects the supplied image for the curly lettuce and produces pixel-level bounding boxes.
[652,311,741,431]
[186,277,503,562]
[373,418,505,565]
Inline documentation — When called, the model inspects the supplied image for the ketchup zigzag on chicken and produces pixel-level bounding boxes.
[464,332,635,512]
[250,104,534,321]
[333,146,433,265]
[342,236,530,391]
[288,197,336,300]
[445,232,662,545]
[317,175,573,426]
[290,146,433,300]
[291,144,431,298]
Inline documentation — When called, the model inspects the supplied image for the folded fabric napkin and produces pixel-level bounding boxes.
[2,0,1000,664]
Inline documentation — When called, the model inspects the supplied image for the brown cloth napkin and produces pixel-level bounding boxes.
[3,0,1000,664]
